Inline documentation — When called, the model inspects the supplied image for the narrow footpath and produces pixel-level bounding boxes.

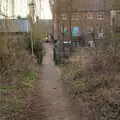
[26,44,79,120]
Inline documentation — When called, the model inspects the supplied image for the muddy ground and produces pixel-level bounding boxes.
[25,44,90,120]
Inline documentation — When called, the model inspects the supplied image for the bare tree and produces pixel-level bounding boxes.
[112,0,120,10]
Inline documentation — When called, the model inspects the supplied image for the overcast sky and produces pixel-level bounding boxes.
[14,0,28,17]
[14,0,52,19]
[40,0,52,19]
[0,0,52,19]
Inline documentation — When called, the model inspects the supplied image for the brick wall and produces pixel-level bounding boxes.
[59,11,111,34]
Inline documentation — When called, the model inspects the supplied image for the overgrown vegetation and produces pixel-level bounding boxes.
[0,34,39,119]
[61,43,120,119]
[25,33,44,65]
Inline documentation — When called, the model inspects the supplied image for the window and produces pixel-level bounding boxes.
[87,13,94,20]
[71,14,79,21]
[96,12,104,20]
[116,12,120,32]
[61,14,67,20]
[72,17,79,21]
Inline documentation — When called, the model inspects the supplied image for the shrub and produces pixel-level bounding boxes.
[0,34,39,120]
[61,45,120,119]
[33,40,44,64]
[25,34,44,65]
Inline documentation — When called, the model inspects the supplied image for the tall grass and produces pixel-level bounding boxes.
[0,34,39,120]
[61,44,120,119]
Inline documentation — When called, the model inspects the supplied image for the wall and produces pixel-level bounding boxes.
[16,19,31,32]
[59,11,111,36]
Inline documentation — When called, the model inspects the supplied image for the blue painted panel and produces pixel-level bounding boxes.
[72,26,80,36]
[16,19,31,32]
[64,28,67,33]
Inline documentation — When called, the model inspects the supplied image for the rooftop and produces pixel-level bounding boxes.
[50,0,120,13]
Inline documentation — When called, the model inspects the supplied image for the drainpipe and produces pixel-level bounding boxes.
[68,0,72,41]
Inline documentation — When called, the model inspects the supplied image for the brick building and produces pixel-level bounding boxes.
[110,0,120,33]
[50,0,120,40]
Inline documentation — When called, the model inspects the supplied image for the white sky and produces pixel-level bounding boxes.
[40,0,52,19]
[14,0,52,19]
[0,0,52,19]
[14,0,28,17]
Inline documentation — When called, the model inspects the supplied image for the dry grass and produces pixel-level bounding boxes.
[0,36,9,55]
[0,34,40,120]
[61,45,120,119]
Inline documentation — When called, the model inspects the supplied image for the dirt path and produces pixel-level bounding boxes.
[26,44,79,120]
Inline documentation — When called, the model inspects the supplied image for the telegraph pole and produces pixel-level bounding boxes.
[28,0,35,55]
[6,0,8,16]
[11,0,14,25]
[11,0,14,18]
[68,0,73,40]
[5,0,8,31]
